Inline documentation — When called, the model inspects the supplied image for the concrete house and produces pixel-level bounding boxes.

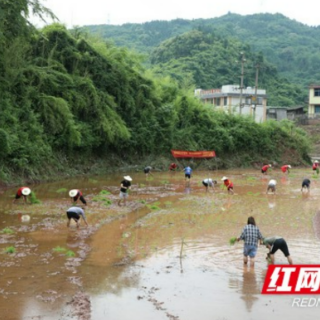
[195,85,267,123]
[308,84,320,117]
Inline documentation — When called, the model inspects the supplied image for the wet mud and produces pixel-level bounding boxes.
[0,169,320,319]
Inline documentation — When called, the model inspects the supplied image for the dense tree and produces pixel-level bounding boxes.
[0,4,312,181]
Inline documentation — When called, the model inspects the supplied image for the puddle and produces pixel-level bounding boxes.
[0,169,320,319]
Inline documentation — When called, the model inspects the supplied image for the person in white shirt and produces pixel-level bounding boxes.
[266,179,277,194]
[66,206,88,228]
[202,178,217,192]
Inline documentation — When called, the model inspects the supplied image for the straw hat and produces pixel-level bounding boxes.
[315,160,319,163]
[288,165,291,168]
[221,176,228,181]
[21,188,31,196]
[21,215,30,222]
[124,176,132,181]
[269,164,272,167]
[69,189,78,197]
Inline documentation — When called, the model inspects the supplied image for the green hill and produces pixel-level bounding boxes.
[85,13,320,88]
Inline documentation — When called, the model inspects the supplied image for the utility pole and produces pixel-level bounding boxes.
[238,52,246,115]
[253,63,260,121]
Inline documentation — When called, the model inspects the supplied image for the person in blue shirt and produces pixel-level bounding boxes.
[183,166,193,182]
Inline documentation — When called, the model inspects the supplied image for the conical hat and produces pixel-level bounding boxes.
[69,189,78,197]
[21,188,31,196]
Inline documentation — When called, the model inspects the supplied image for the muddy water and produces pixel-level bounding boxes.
[0,169,320,320]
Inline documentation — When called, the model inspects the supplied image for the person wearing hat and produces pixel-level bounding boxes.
[12,187,31,204]
[262,236,293,265]
[261,164,272,175]
[221,177,234,194]
[312,160,319,174]
[281,164,291,174]
[66,206,88,228]
[202,178,217,192]
[266,179,277,194]
[69,189,87,205]
[118,176,132,206]
[301,178,311,192]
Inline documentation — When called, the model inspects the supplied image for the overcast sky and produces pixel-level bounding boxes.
[36,0,320,27]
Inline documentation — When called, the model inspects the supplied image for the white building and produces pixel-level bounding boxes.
[195,85,267,123]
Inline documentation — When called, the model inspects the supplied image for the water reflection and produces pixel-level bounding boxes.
[1,169,320,320]
[240,267,259,312]
[267,196,276,209]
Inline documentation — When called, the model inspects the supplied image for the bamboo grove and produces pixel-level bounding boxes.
[0,1,312,181]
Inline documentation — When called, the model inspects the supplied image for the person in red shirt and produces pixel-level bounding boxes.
[69,189,87,205]
[312,160,319,174]
[169,163,177,171]
[221,176,234,194]
[12,187,31,204]
[281,164,291,174]
[261,164,272,174]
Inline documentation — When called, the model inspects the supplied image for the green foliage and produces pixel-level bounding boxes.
[229,237,237,245]
[5,246,16,254]
[52,246,75,257]
[99,190,111,195]
[30,192,41,204]
[89,13,319,97]
[0,8,313,180]
[147,205,160,210]
[1,228,14,234]
[53,246,66,252]
[56,188,68,193]
[65,250,76,257]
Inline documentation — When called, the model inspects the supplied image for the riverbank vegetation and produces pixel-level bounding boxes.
[0,1,312,185]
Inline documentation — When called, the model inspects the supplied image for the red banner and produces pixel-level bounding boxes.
[171,150,216,158]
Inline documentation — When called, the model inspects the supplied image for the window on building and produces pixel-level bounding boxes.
[314,88,320,97]
[257,97,263,105]
[224,97,227,106]
[245,97,251,105]
[216,98,221,106]
[315,105,320,113]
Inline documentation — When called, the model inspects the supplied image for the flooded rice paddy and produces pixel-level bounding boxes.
[0,168,320,320]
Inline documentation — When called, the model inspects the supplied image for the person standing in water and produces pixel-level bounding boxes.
[183,166,193,183]
[237,216,263,267]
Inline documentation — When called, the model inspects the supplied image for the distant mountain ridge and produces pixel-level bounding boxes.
[84,13,320,88]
